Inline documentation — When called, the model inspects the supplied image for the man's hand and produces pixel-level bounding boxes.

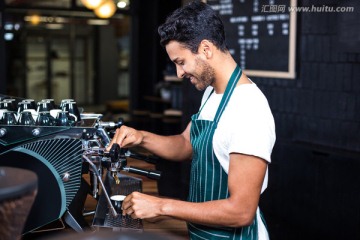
[106,125,143,151]
[122,192,163,219]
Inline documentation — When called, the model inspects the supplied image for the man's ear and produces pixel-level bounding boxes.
[198,40,213,59]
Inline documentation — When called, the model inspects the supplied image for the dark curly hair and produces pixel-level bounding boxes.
[158,1,228,53]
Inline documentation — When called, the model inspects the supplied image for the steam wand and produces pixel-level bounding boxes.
[83,155,118,218]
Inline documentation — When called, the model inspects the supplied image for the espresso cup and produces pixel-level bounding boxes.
[23,109,38,122]
[19,111,35,126]
[110,195,126,214]
[1,99,17,111]
[0,109,8,120]
[22,99,37,110]
[17,101,32,114]
[37,100,55,113]
[59,99,75,109]
[1,111,18,125]
[42,99,56,109]
[0,96,9,101]
[36,111,55,126]
[62,101,81,122]
[56,111,71,126]
[50,109,62,119]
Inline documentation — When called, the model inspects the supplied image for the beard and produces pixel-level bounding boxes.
[191,57,215,91]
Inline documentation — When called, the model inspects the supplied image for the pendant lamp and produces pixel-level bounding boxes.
[81,0,104,10]
[94,0,117,19]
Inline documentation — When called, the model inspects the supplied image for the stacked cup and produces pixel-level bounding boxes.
[1,98,82,127]
[35,99,56,126]
[0,99,18,125]
[17,100,37,126]
[60,99,81,124]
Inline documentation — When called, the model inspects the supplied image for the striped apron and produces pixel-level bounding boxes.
[188,65,262,239]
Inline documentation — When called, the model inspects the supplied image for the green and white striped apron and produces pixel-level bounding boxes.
[188,65,263,239]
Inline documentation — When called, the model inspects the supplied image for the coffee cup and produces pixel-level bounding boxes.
[37,100,54,113]
[0,109,8,120]
[110,195,126,214]
[50,109,62,119]
[22,99,37,110]
[56,111,72,126]
[19,111,35,126]
[1,111,18,125]
[36,111,56,126]
[23,109,38,122]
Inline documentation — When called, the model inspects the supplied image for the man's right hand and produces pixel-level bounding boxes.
[106,125,143,151]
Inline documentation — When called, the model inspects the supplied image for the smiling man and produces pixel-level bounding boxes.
[107,1,276,239]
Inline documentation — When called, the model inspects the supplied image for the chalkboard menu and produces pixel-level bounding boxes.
[206,0,297,79]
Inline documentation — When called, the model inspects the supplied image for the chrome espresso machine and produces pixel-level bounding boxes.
[0,95,161,235]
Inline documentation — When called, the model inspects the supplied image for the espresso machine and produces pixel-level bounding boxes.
[0,95,161,235]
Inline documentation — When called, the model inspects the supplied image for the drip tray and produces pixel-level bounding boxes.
[92,173,143,232]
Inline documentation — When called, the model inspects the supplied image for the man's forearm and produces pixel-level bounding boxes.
[159,197,256,228]
[139,131,192,161]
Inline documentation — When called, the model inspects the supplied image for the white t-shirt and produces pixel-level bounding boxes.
[198,82,276,193]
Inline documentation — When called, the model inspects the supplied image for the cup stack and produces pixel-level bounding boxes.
[0,98,82,127]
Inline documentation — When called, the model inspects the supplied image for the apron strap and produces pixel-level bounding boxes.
[213,65,242,124]
[198,89,215,114]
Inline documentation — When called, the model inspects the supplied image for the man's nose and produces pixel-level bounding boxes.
[176,66,185,78]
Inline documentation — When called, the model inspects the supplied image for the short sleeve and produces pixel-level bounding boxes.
[213,85,276,164]
[226,87,275,163]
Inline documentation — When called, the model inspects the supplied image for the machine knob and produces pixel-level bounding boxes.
[0,128,7,137]
[62,172,71,182]
[81,129,92,140]
[32,128,41,136]
[116,118,124,128]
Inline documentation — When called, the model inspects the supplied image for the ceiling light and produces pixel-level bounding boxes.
[94,0,116,18]
[29,15,41,25]
[117,1,126,8]
[4,33,14,41]
[81,0,105,10]
[4,24,13,30]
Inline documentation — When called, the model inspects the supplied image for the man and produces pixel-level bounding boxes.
[107,1,276,239]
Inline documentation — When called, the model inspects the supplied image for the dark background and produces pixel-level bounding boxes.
[223,0,359,239]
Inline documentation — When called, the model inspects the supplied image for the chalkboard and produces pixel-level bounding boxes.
[206,0,297,79]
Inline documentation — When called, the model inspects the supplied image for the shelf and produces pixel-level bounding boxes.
[164,75,182,82]
[164,109,182,117]
[143,95,170,103]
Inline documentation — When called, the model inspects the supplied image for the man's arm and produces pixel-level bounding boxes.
[122,153,267,227]
[107,122,193,162]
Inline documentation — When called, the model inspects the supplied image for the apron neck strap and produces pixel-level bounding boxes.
[213,65,242,124]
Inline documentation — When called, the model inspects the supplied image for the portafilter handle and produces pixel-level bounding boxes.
[108,143,162,180]
[109,143,124,162]
[109,143,127,171]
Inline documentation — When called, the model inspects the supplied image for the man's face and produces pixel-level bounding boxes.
[166,41,215,91]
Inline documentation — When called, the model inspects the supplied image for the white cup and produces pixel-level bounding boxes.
[23,109,38,122]
[50,109,62,119]
[110,195,126,213]
[0,109,8,121]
